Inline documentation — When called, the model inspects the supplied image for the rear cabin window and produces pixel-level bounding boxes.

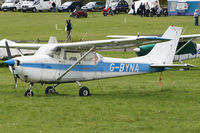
[63,51,96,62]
[64,51,81,61]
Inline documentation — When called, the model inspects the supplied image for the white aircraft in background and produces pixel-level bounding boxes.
[108,30,200,62]
[0,26,196,97]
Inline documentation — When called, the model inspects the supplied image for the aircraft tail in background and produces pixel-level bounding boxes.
[141,26,182,65]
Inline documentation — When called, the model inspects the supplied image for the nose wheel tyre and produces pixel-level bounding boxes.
[24,89,34,97]
[45,86,56,94]
[79,86,90,96]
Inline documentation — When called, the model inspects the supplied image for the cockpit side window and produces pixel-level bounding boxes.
[63,51,81,61]
[61,51,100,64]
[83,53,95,61]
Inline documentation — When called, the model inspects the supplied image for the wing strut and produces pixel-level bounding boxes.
[57,46,95,81]
[175,38,193,54]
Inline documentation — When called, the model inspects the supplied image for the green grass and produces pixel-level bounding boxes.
[0,12,200,133]
[0,12,199,41]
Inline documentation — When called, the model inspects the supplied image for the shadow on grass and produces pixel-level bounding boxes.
[0,86,196,101]
[90,88,193,101]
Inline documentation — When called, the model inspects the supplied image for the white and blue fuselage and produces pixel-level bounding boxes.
[12,53,163,84]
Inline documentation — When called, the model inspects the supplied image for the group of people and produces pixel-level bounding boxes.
[132,2,151,17]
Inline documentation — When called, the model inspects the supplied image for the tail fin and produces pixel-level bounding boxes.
[141,26,182,64]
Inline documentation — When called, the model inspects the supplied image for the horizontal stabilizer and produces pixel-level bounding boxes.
[180,34,200,42]
[151,64,196,69]
[108,34,200,42]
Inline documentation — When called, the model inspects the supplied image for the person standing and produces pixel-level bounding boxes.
[132,2,135,15]
[194,9,199,26]
[65,19,72,41]
[139,3,143,16]
[145,2,150,17]
[52,2,56,13]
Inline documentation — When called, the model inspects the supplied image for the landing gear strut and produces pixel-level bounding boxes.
[45,84,59,94]
[76,81,91,96]
[24,83,34,97]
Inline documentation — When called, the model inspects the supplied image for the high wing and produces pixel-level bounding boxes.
[107,34,200,42]
[0,36,170,51]
[53,36,170,51]
[0,39,41,50]
[179,34,200,42]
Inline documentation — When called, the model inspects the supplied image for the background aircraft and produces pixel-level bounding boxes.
[107,32,200,62]
[0,26,195,97]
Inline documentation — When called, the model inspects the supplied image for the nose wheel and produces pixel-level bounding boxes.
[24,83,34,97]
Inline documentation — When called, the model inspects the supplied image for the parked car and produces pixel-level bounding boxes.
[57,1,82,12]
[1,0,22,12]
[109,0,129,14]
[81,1,104,11]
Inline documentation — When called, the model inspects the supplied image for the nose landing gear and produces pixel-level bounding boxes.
[24,83,34,97]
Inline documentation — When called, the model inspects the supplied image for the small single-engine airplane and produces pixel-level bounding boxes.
[0,26,197,97]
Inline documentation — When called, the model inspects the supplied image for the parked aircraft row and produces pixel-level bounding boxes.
[0,26,199,97]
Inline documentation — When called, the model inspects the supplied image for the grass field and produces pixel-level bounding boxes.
[0,12,200,133]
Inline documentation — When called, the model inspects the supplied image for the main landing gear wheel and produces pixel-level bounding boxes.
[45,86,56,94]
[79,86,90,96]
[24,89,34,97]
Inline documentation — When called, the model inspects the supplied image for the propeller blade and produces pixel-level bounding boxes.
[5,41,18,88]
[5,41,12,59]
[10,66,17,88]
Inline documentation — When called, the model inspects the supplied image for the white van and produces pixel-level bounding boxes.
[1,0,23,11]
[0,0,4,10]
[21,0,61,12]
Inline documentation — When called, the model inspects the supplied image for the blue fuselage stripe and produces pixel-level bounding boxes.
[20,61,162,73]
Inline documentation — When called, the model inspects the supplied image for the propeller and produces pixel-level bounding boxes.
[4,41,17,88]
